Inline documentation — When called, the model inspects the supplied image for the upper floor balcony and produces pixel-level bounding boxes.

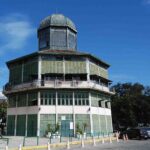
[3,80,115,95]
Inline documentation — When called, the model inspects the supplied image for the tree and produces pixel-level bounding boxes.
[0,100,7,134]
[111,83,150,130]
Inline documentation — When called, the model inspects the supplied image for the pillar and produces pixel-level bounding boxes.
[89,92,93,134]
[38,55,42,82]
[25,115,28,136]
[86,58,90,81]
[55,91,58,124]
[14,95,18,136]
[14,115,17,136]
[37,91,41,137]
[104,101,108,135]
[21,63,24,83]
[72,91,75,135]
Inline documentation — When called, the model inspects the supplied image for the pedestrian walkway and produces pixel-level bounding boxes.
[0,135,116,149]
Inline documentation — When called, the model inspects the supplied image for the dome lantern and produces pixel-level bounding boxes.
[38,14,77,51]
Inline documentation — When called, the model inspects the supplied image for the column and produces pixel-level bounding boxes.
[21,62,24,83]
[6,115,8,135]
[14,115,17,136]
[66,28,69,49]
[72,91,76,135]
[14,95,18,136]
[55,91,58,124]
[98,109,101,134]
[37,91,41,137]
[38,55,42,85]
[104,101,108,135]
[63,56,65,81]
[25,93,28,136]
[108,100,113,133]
[89,92,93,134]
[25,115,28,136]
[86,58,90,81]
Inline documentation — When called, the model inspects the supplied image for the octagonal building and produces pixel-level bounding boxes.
[3,14,114,137]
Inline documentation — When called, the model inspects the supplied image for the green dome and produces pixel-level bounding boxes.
[39,14,76,31]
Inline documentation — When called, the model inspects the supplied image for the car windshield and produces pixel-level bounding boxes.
[145,128,150,131]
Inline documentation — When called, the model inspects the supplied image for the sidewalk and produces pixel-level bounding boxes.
[0,135,116,149]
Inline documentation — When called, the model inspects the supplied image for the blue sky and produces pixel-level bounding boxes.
[0,0,150,92]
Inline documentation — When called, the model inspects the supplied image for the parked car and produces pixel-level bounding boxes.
[144,127,150,138]
[120,127,148,140]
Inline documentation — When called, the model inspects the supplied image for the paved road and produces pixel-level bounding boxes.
[0,137,150,150]
[70,140,150,150]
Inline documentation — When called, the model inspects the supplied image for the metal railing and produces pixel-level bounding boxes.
[3,80,114,94]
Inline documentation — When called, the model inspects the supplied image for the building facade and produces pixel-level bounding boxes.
[3,14,114,137]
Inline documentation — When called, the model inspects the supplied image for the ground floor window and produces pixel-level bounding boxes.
[40,91,56,105]
[74,92,89,106]
[40,114,56,136]
[58,92,73,105]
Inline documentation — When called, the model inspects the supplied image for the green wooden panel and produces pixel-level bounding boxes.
[28,92,37,106]
[9,64,22,85]
[89,63,99,76]
[75,114,90,133]
[16,115,26,136]
[40,114,56,136]
[89,63,108,79]
[107,102,111,109]
[7,115,15,135]
[100,115,107,135]
[101,101,106,108]
[91,93,99,107]
[91,92,103,107]
[8,95,16,108]
[106,115,113,133]
[17,93,27,107]
[23,61,38,82]
[92,115,100,134]
[99,67,108,79]
[65,61,86,74]
[27,114,37,137]
[42,60,87,74]
[42,60,63,74]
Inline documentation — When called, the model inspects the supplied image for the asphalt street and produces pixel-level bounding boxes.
[69,140,150,150]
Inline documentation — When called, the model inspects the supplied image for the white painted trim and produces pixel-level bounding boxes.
[7,106,39,115]
[7,106,112,116]
[5,80,113,95]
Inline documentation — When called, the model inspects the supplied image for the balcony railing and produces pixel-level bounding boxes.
[3,80,114,94]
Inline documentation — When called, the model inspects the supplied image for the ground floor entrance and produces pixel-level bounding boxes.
[61,120,74,137]
[7,113,113,137]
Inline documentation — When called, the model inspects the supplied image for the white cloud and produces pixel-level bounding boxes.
[0,90,6,99]
[0,13,36,55]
